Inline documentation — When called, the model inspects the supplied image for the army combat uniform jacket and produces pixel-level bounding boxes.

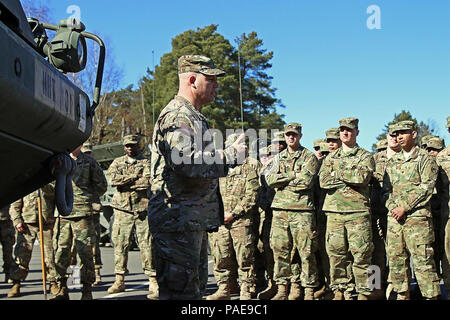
[107,154,150,213]
[319,145,375,213]
[266,146,319,211]
[149,95,237,233]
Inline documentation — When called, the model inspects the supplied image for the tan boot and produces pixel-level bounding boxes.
[304,287,314,300]
[146,276,159,300]
[313,284,327,300]
[107,274,125,294]
[51,279,69,300]
[239,282,252,300]
[271,283,288,300]
[229,279,240,295]
[288,282,303,300]
[7,281,20,298]
[333,290,344,300]
[93,269,102,286]
[357,293,370,300]
[81,283,93,300]
[257,279,277,300]
[49,281,59,295]
[206,282,231,300]
[397,291,410,300]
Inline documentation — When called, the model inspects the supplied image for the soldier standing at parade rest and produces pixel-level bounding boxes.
[319,117,375,300]
[370,125,401,299]
[106,134,158,299]
[148,55,246,300]
[7,184,58,297]
[207,134,260,300]
[80,142,103,286]
[0,206,14,284]
[52,145,107,300]
[435,116,450,297]
[266,123,320,300]
[383,120,441,300]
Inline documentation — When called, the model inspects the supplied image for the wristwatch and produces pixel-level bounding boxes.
[231,213,238,219]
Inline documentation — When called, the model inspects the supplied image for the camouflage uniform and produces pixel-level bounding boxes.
[266,124,320,292]
[148,55,234,300]
[436,117,450,291]
[0,205,14,281]
[319,118,374,297]
[107,144,154,279]
[209,156,260,295]
[384,121,441,299]
[53,151,107,291]
[9,184,57,283]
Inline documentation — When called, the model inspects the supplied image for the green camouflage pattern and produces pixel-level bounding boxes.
[122,134,139,145]
[420,135,439,148]
[319,145,375,213]
[63,151,107,218]
[9,183,55,226]
[266,147,320,211]
[427,137,445,150]
[149,95,235,233]
[0,206,14,277]
[107,154,151,213]
[270,209,319,287]
[111,209,155,277]
[326,128,340,140]
[284,123,302,135]
[177,55,225,76]
[326,211,373,295]
[376,139,388,151]
[339,117,359,129]
[53,216,95,284]
[384,147,438,216]
[386,216,440,298]
[392,120,416,132]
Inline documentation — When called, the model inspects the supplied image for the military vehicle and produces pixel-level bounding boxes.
[0,0,105,214]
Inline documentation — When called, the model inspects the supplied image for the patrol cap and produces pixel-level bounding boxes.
[427,137,445,150]
[376,139,388,151]
[392,120,416,133]
[339,117,359,130]
[447,116,450,128]
[123,134,140,145]
[284,123,302,135]
[314,139,325,148]
[388,124,399,136]
[325,128,340,140]
[81,142,93,153]
[272,131,286,143]
[319,142,329,154]
[178,55,225,77]
[420,135,436,147]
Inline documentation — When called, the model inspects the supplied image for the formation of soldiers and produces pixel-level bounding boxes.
[0,54,448,301]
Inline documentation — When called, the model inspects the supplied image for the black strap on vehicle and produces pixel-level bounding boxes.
[50,153,77,216]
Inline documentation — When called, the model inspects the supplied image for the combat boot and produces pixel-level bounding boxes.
[332,290,344,300]
[304,287,314,300]
[146,276,159,300]
[288,282,302,300]
[107,274,125,294]
[229,278,240,295]
[239,282,252,300]
[93,268,102,286]
[344,290,354,300]
[49,281,59,295]
[81,283,93,300]
[357,293,370,300]
[257,279,277,300]
[271,283,288,300]
[51,279,69,300]
[7,280,21,298]
[396,291,410,300]
[206,282,231,300]
[313,284,327,300]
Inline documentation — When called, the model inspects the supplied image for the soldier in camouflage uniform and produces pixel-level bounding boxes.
[81,142,103,285]
[313,139,326,161]
[376,139,388,152]
[207,134,260,300]
[0,205,14,284]
[383,121,441,300]
[421,134,439,150]
[106,134,157,299]
[370,125,401,299]
[435,119,450,296]
[266,123,320,300]
[52,145,107,300]
[148,55,246,300]
[7,184,58,297]
[319,117,375,300]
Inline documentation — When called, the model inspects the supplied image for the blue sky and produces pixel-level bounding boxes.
[44,0,450,150]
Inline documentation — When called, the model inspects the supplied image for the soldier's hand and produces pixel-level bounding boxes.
[391,207,406,221]
[15,223,26,233]
[232,133,247,155]
[224,212,234,225]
